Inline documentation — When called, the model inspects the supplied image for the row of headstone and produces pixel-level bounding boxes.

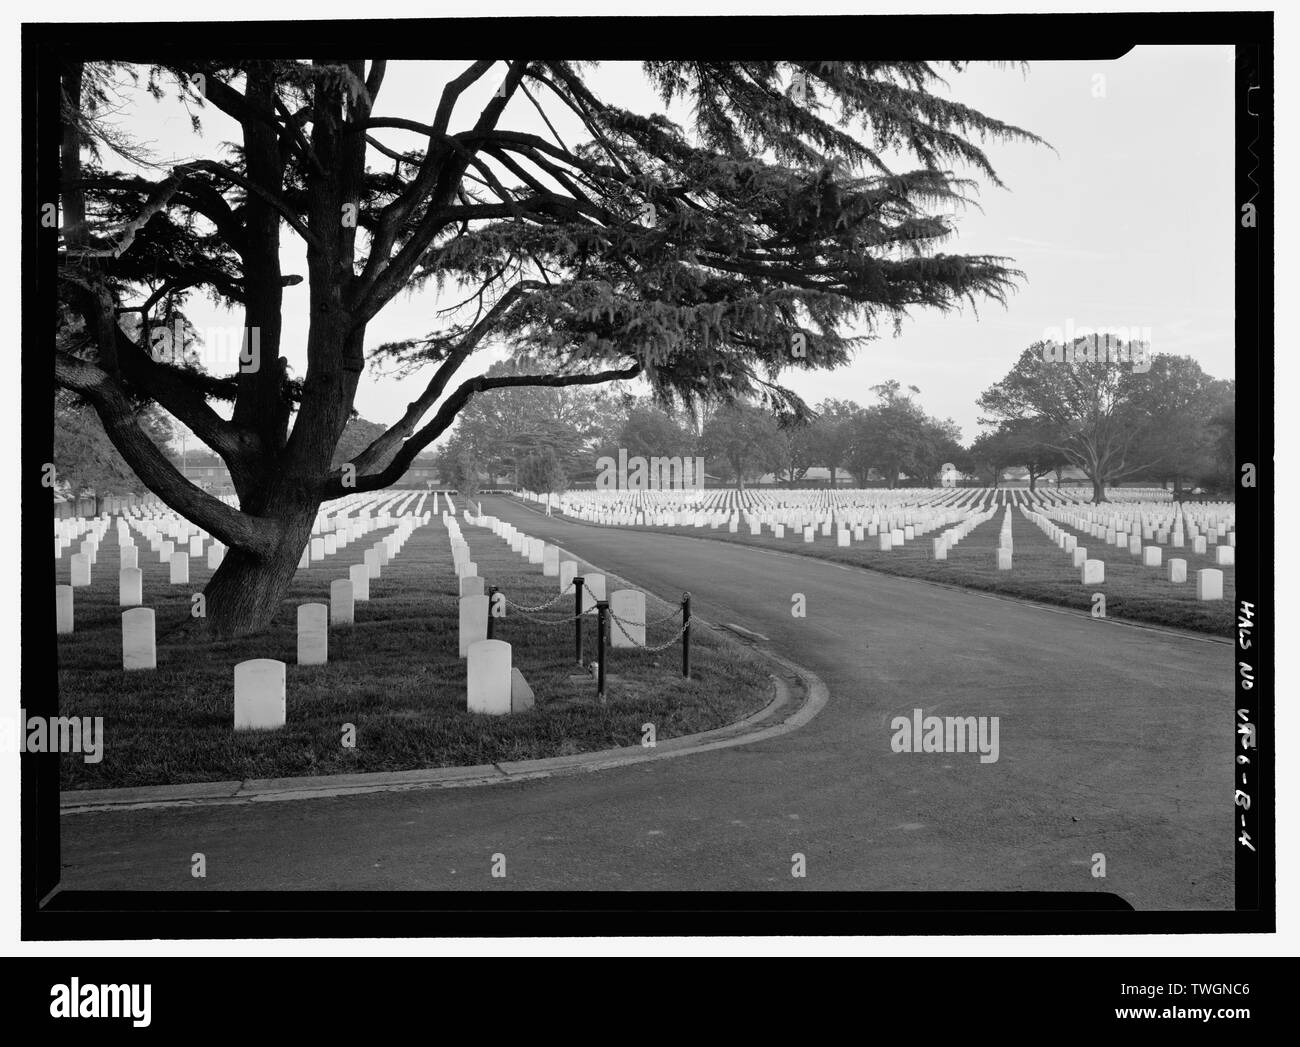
[1026,505,1225,599]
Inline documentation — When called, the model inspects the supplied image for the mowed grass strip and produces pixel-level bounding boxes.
[559,497,1235,636]
[55,516,771,790]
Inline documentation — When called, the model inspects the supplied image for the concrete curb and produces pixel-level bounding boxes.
[62,669,826,815]
[60,521,830,815]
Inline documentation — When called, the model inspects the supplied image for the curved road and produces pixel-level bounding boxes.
[60,493,1232,908]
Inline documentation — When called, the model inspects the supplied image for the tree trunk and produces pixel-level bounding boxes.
[200,500,315,638]
[1091,475,1107,504]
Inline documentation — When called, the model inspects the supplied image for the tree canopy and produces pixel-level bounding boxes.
[55,57,1045,634]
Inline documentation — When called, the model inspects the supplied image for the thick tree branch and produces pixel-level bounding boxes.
[324,362,641,497]
[348,280,544,474]
[54,351,278,555]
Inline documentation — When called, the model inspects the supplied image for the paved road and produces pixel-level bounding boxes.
[60,494,1232,907]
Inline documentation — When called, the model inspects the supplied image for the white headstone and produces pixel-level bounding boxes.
[364,548,381,580]
[234,658,286,730]
[70,553,91,587]
[878,532,892,551]
[1214,545,1234,566]
[467,639,511,715]
[169,551,189,584]
[1167,558,1187,584]
[121,544,138,569]
[559,560,578,593]
[459,595,489,657]
[460,575,485,598]
[330,579,354,625]
[932,538,947,560]
[119,567,143,606]
[543,545,560,576]
[580,573,606,614]
[1142,546,1162,567]
[56,584,73,634]
[349,563,370,601]
[297,603,329,665]
[1081,559,1105,584]
[189,536,203,557]
[121,607,156,670]
[610,589,646,648]
[1072,547,1088,568]
[996,549,1012,571]
[1195,568,1223,600]
[1193,536,1207,555]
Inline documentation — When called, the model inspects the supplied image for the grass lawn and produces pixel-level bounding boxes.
[551,497,1236,636]
[55,515,772,790]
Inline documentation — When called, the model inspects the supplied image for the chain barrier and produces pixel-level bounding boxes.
[609,608,691,652]
[645,606,683,627]
[506,608,585,627]
[500,579,575,613]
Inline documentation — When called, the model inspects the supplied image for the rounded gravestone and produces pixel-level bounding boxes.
[169,551,189,585]
[330,579,355,626]
[297,603,329,665]
[610,590,646,649]
[467,639,512,715]
[580,573,606,615]
[119,567,143,607]
[349,563,370,602]
[56,585,74,634]
[234,659,286,731]
[122,607,156,670]
[459,595,489,658]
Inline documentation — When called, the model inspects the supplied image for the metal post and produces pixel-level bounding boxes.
[596,600,609,700]
[486,585,498,639]
[681,591,692,679]
[573,576,585,666]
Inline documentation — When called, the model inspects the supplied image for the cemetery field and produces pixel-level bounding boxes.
[551,499,1235,637]
[55,518,771,791]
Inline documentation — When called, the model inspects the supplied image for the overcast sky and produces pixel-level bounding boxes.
[108,46,1234,446]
